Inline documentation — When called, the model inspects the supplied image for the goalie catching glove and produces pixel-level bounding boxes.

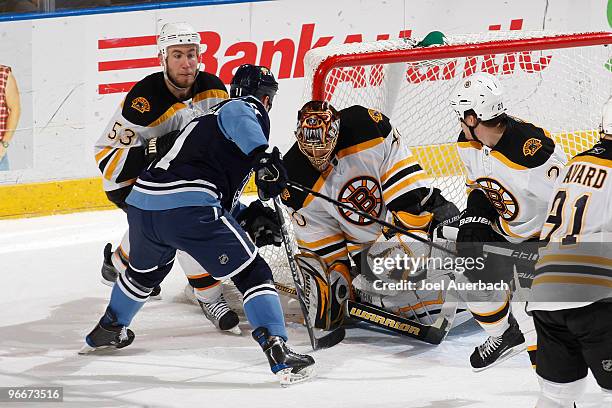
[236,200,282,247]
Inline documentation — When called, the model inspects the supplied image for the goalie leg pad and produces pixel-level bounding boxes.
[295,251,353,330]
[295,252,332,330]
[327,261,353,329]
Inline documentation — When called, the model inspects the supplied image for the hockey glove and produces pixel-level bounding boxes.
[455,189,500,260]
[236,200,282,247]
[144,130,181,164]
[252,146,288,201]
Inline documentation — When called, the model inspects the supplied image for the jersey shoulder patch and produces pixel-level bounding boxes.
[334,105,392,151]
[493,117,555,168]
[282,143,322,210]
[193,71,228,102]
[572,139,612,167]
[121,72,179,126]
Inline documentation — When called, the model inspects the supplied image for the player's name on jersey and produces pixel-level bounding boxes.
[561,162,608,189]
[372,279,510,292]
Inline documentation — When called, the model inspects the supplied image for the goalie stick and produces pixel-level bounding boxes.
[272,197,346,350]
[286,180,455,255]
[286,180,540,265]
[345,297,456,345]
[272,279,455,345]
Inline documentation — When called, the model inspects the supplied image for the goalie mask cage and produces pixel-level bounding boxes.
[259,31,612,301]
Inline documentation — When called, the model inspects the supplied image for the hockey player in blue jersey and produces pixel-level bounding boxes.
[80,64,315,386]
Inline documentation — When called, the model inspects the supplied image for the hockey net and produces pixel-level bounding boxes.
[257,31,612,304]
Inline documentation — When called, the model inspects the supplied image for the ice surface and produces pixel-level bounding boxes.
[0,210,605,408]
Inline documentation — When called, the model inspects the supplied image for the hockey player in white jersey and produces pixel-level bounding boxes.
[93,22,240,332]
[526,99,612,408]
[280,100,459,331]
[448,72,567,370]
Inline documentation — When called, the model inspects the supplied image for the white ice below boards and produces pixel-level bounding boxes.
[0,208,605,407]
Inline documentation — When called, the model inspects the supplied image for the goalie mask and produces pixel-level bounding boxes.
[295,101,340,172]
[157,22,201,90]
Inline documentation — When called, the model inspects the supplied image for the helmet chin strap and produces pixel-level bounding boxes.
[461,118,482,144]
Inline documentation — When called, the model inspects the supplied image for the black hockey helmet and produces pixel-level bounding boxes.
[230,64,279,109]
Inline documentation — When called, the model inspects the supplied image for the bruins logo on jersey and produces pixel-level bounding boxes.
[131,97,151,114]
[523,138,542,156]
[368,109,383,123]
[476,177,518,221]
[281,188,291,201]
[338,176,382,225]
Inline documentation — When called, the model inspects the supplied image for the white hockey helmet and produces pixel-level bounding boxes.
[157,22,201,60]
[449,72,506,121]
[600,97,612,135]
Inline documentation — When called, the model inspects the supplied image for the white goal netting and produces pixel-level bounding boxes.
[260,30,612,298]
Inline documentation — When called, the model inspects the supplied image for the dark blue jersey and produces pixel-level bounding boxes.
[126,96,269,211]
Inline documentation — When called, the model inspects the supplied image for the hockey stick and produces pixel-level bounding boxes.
[440,226,539,265]
[286,180,456,256]
[345,297,456,345]
[272,197,346,350]
[287,180,540,265]
[273,279,455,344]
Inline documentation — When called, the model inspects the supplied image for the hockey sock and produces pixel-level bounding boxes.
[243,284,287,341]
[232,255,287,340]
[467,292,511,337]
[108,271,152,326]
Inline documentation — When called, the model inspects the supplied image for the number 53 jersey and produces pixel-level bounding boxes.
[457,117,567,243]
[281,105,437,266]
[94,72,228,192]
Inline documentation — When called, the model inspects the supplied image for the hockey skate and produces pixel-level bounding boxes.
[79,309,135,354]
[101,243,119,286]
[198,293,240,334]
[252,327,315,387]
[101,243,161,298]
[470,313,526,371]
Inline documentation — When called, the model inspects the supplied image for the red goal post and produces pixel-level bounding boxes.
[302,31,612,208]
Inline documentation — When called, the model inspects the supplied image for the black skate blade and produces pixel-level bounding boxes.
[312,327,345,350]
